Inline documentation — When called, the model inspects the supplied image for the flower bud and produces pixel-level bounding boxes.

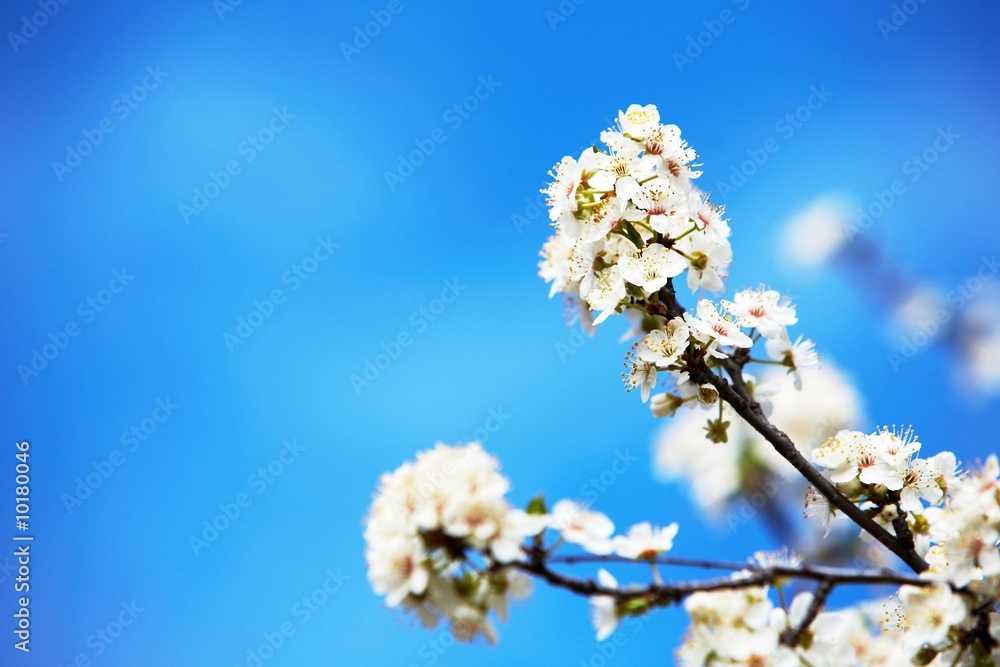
[878,504,899,523]
[650,393,684,418]
[912,646,938,666]
[697,384,719,405]
[836,476,864,499]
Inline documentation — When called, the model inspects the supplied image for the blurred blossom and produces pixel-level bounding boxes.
[653,363,864,514]
[782,192,1000,398]
[781,194,854,269]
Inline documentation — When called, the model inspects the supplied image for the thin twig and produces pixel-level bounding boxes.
[781,579,834,647]
[511,549,942,609]
[547,553,751,571]
[545,553,932,588]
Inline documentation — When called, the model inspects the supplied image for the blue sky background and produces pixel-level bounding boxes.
[2,0,999,665]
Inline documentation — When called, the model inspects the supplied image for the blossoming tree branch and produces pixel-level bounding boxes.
[364,104,1000,665]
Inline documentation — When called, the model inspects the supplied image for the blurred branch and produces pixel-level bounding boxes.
[780,579,833,647]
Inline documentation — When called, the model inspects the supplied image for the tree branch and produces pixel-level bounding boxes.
[780,579,833,647]
[701,362,928,573]
[654,280,929,574]
[548,553,753,571]
[512,549,941,608]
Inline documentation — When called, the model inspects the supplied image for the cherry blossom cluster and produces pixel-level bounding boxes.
[679,586,820,667]
[669,574,1000,666]
[537,105,818,435]
[801,429,1000,662]
[809,427,958,535]
[846,440,1000,599]
[364,443,681,643]
[363,443,544,643]
[538,103,726,314]
[923,455,1000,592]
[586,545,993,666]
[674,581,987,667]
[536,106,997,663]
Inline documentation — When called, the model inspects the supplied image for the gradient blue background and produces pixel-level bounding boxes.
[2,1,999,665]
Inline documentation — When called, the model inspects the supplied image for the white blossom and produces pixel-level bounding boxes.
[544,154,584,223]
[551,500,615,555]
[765,334,819,390]
[616,103,660,140]
[723,287,798,340]
[612,522,679,559]
[681,231,732,293]
[624,356,658,403]
[580,197,627,243]
[586,265,628,325]
[649,123,701,181]
[538,233,576,298]
[924,455,1000,589]
[685,299,753,350]
[590,146,654,201]
[632,178,688,235]
[637,318,690,368]
[619,242,686,292]
[686,188,731,243]
[884,584,969,653]
[590,569,621,641]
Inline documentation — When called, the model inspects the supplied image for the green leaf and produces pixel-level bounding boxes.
[623,222,645,249]
[526,494,548,516]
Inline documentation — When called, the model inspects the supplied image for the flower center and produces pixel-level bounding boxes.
[393,555,414,579]
[627,110,652,126]
[856,453,876,469]
[611,159,630,178]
